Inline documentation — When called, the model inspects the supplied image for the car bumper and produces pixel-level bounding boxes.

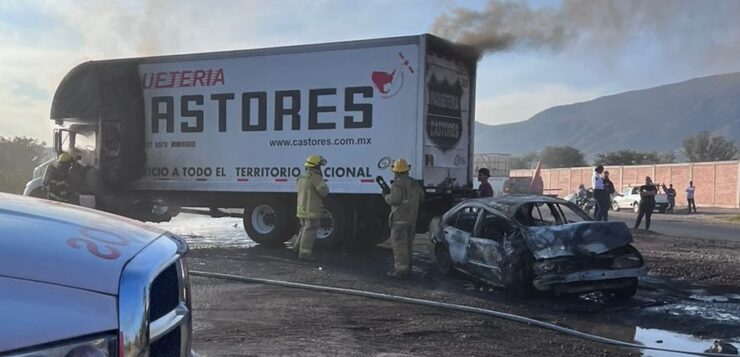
[533,267,645,291]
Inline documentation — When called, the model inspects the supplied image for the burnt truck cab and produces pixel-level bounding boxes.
[24,60,174,221]
[0,193,194,356]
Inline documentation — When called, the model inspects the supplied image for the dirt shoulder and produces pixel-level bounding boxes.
[632,230,740,288]
[186,230,739,356]
[187,243,634,356]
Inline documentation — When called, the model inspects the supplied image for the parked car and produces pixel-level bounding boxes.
[429,195,645,297]
[611,186,669,213]
[0,193,194,356]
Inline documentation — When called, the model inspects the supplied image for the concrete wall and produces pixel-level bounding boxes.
[511,161,740,208]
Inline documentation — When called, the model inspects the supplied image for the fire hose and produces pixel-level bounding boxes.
[189,270,730,356]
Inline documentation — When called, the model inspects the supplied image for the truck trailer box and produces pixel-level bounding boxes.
[31,34,480,247]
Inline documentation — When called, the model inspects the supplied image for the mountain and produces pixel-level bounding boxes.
[475,72,740,156]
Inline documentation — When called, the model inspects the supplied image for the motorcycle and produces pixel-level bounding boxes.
[576,189,597,215]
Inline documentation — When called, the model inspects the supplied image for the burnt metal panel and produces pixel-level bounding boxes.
[51,60,146,186]
[524,221,633,259]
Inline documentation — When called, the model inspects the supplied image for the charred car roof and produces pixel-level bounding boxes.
[464,195,574,216]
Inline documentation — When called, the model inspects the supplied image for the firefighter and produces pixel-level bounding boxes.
[42,152,75,203]
[293,155,329,261]
[383,158,424,278]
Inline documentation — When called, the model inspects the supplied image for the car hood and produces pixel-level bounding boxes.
[0,193,167,295]
[0,276,118,352]
[524,221,633,259]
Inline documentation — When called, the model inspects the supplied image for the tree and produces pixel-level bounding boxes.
[510,152,539,170]
[0,136,53,194]
[683,131,738,162]
[595,149,676,165]
[539,146,586,168]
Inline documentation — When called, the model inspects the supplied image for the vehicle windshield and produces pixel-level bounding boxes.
[513,201,589,226]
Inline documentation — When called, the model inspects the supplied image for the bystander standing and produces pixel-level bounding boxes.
[635,176,657,230]
[592,165,610,221]
[686,181,697,213]
[602,171,615,220]
[662,183,676,213]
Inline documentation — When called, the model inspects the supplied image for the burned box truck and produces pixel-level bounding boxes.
[25,34,480,247]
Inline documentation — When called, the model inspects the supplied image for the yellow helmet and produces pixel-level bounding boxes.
[58,152,73,163]
[391,158,410,173]
[304,155,327,168]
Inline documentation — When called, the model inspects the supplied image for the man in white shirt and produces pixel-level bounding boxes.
[686,181,697,213]
[592,165,609,221]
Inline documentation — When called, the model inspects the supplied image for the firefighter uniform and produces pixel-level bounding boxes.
[384,159,424,277]
[294,155,330,260]
[42,153,75,203]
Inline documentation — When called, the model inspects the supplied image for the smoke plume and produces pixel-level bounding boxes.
[431,0,740,55]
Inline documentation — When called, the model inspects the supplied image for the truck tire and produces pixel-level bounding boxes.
[244,198,295,246]
[314,198,346,248]
[354,217,389,246]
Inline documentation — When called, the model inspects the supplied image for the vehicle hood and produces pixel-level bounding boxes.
[0,276,118,352]
[524,221,633,259]
[0,193,167,295]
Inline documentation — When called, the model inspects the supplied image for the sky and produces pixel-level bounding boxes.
[1,0,739,141]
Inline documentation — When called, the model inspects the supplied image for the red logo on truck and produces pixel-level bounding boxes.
[370,52,415,99]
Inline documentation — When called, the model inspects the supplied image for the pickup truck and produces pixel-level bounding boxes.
[611,186,669,213]
[0,193,194,356]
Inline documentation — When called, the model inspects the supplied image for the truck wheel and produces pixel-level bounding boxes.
[633,202,640,213]
[611,200,620,211]
[354,214,390,246]
[314,198,346,248]
[244,199,295,246]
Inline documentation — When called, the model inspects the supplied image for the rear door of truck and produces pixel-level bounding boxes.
[421,37,478,190]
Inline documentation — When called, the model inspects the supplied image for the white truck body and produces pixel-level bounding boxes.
[27,34,479,246]
[131,37,472,193]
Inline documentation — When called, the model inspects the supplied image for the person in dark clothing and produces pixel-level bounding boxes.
[592,165,610,221]
[477,168,494,198]
[602,170,616,220]
[634,176,657,230]
[663,183,677,213]
[42,152,75,204]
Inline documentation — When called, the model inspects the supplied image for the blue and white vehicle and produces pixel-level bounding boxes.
[0,193,194,356]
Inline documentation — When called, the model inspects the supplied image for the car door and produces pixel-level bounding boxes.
[466,209,515,286]
[442,205,480,265]
[616,188,632,208]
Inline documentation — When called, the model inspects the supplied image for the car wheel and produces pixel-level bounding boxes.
[633,202,640,213]
[611,277,638,299]
[611,200,620,212]
[435,244,455,276]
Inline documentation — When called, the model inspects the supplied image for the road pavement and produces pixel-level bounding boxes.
[609,210,740,243]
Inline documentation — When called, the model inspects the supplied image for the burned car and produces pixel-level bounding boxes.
[429,195,645,297]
